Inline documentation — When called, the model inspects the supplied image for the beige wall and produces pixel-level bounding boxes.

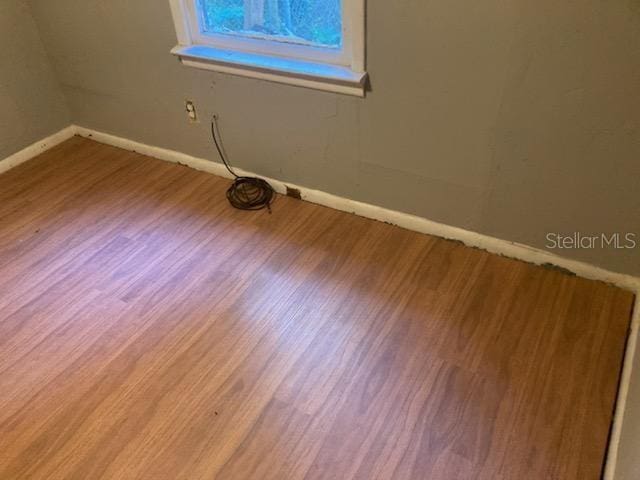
[0,0,69,160]
[27,0,640,278]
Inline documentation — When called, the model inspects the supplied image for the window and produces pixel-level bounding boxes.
[170,0,367,96]
[199,0,342,48]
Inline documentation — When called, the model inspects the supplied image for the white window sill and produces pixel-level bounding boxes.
[171,45,368,97]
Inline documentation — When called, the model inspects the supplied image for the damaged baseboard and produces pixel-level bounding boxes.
[2,124,639,479]
[73,125,638,292]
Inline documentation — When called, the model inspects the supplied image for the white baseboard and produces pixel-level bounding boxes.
[3,124,639,479]
[73,125,639,292]
[606,294,640,480]
[0,126,76,176]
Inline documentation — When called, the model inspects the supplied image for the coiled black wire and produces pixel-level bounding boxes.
[211,115,275,212]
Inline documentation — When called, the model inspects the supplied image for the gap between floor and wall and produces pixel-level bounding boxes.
[1,124,638,480]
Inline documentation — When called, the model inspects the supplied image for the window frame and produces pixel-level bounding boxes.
[169,0,367,96]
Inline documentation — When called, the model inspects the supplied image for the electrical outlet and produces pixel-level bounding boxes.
[185,100,198,123]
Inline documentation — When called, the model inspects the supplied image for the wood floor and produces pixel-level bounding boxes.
[0,137,634,480]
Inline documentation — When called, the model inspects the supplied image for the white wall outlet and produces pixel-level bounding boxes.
[185,100,198,123]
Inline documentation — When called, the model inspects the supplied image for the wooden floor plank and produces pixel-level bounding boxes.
[0,137,634,480]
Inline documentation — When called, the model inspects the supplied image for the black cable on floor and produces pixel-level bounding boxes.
[211,115,275,213]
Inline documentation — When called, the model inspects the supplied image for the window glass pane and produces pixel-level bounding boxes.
[197,0,342,49]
